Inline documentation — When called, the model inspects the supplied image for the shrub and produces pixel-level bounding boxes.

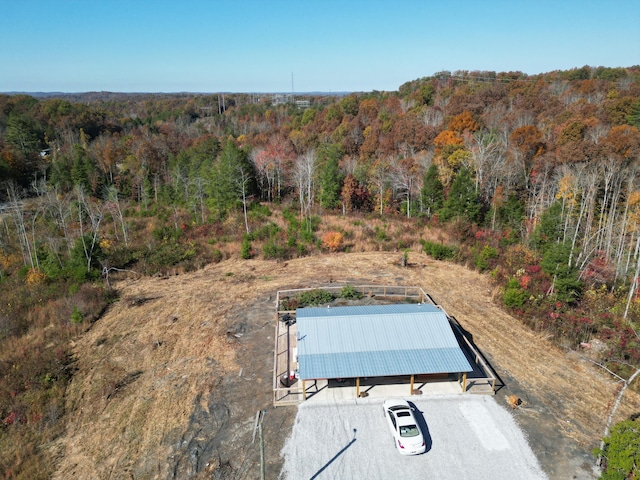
[297,289,335,306]
[401,250,409,267]
[211,248,223,263]
[25,268,47,286]
[146,241,195,268]
[421,239,456,260]
[374,225,389,242]
[282,207,299,227]
[250,222,280,241]
[70,306,83,324]
[40,248,63,280]
[474,245,499,272]
[504,244,538,273]
[300,228,315,244]
[322,231,344,252]
[262,238,287,260]
[241,235,252,259]
[248,203,271,220]
[504,278,527,308]
[152,225,182,242]
[340,284,362,299]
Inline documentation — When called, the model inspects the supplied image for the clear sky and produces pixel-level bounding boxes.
[1,0,639,93]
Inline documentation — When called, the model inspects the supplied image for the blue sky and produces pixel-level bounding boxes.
[1,0,639,93]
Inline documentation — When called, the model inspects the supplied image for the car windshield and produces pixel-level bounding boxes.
[399,424,419,437]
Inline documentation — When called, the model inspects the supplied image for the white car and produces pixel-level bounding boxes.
[383,399,426,455]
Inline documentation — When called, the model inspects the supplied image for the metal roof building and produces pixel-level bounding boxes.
[296,304,473,381]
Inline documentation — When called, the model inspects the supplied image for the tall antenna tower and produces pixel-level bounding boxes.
[291,73,294,96]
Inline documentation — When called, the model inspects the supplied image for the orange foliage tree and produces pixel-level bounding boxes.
[321,231,344,252]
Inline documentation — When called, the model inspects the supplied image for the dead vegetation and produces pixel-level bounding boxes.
[51,252,640,479]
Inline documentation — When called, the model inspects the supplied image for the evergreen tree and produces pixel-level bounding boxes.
[71,145,90,190]
[531,201,563,253]
[420,163,444,217]
[596,417,640,480]
[627,98,640,128]
[49,155,74,191]
[440,167,481,223]
[208,140,256,218]
[541,241,582,302]
[497,193,525,230]
[318,144,344,210]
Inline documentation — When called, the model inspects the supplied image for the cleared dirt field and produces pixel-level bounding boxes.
[51,252,640,479]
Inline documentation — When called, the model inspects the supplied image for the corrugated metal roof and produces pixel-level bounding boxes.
[297,303,442,318]
[296,304,472,380]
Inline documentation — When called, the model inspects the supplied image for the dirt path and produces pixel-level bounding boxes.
[52,252,640,479]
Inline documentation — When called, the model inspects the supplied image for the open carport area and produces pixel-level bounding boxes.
[279,395,546,480]
[274,286,499,406]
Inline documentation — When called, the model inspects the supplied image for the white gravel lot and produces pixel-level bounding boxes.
[279,395,547,480]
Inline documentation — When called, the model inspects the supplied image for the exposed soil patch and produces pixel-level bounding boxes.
[52,252,640,479]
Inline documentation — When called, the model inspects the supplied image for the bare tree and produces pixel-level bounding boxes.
[369,157,391,215]
[236,165,253,234]
[421,106,444,127]
[390,156,420,218]
[105,185,129,247]
[6,182,33,268]
[75,186,103,274]
[190,177,208,225]
[467,129,506,202]
[293,149,316,224]
[623,233,640,322]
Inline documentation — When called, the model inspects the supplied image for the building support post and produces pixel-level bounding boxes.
[302,379,307,400]
[462,372,467,393]
[409,374,415,394]
[356,377,360,398]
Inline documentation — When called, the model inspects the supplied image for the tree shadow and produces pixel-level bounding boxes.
[309,428,357,479]
[407,402,432,453]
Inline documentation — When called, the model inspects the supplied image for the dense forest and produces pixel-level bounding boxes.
[1,65,640,478]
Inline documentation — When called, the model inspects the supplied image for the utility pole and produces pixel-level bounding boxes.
[259,409,266,480]
[253,409,267,480]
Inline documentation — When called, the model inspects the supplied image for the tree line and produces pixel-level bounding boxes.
[0,66,640,476]
[2,67,639,299]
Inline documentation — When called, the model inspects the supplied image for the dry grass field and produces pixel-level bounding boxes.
[51,252,640,479]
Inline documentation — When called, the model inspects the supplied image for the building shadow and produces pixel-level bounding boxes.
[449,314,506,394]
[407,401,433,453]
[309,428,357,479]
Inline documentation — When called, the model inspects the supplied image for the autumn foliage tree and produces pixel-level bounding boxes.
[321,231,344,252]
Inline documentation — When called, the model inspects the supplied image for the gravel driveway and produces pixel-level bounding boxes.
[280,395,546,480]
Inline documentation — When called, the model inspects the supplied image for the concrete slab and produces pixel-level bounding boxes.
[280,395,547,480]
[304,378,463,404]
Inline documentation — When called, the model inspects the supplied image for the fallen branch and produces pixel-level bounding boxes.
[570,350,625,382]
[102,266,139,287]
